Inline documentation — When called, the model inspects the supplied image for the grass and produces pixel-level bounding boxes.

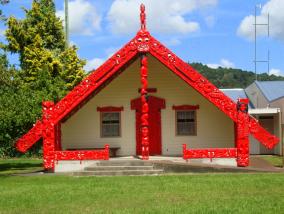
[260,155,283,167]
[0,159,284,214]
[0,158,43,175]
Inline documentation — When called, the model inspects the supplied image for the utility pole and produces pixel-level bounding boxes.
[65,0,69,48]
[253,4,270,80]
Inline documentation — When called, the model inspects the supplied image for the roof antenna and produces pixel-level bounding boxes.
[140,4,146,30]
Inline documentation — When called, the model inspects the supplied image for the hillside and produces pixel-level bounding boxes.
[190,63,284,88]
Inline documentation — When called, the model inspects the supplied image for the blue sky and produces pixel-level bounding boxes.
[1,0,284,76]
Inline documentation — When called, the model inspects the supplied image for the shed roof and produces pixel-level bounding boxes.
[220,88,254,108]
[255,81,284,102]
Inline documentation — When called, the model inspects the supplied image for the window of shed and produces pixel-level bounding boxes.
[101,112,121,137]
[176,111,197,136]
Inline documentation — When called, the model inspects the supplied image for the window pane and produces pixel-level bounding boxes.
[176,111,196,136]
[101,112,120,137]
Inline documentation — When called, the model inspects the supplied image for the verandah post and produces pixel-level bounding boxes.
[236,99,250,167]
[42,101,56,171]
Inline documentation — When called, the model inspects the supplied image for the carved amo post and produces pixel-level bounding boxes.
[42,101,56,171]
[140,55,149,160]
[236,98,250,167]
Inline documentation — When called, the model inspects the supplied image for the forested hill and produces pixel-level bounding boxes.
[190,63,284,89]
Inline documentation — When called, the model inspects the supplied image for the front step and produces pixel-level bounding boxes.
[95,160,153,166]
[76,159,164,176]
[73,169,164,176]
[85,165,154,171]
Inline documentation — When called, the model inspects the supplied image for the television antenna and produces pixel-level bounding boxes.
[253,4,270,80]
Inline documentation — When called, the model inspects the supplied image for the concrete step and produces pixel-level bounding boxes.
[85,165,154,171]
[73,169,164,176]
[95,160,153,166]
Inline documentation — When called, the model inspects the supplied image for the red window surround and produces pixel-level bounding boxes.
[172,105,200,110]
[97,106,124,112]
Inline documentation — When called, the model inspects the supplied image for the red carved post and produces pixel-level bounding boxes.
[140,55,149,160]
[42,101,56,171]
[183,144,187,159]
[140,4,146,30]
[104,144,110,160]
[236,99,250,167]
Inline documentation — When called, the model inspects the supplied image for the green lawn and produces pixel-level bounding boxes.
[0,159,284,214]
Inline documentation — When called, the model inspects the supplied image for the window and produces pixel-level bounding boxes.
[101,112,121,137]
[176,111,197,136]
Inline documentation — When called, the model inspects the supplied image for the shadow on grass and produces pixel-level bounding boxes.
[0,160,43,176]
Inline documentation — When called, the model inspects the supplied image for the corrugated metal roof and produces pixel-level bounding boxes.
[254,81,284,102]
[220,88,254,108]
[220,88,248,101]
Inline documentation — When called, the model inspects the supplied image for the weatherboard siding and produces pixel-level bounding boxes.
[61,56,234,156]
[245,83,269,108]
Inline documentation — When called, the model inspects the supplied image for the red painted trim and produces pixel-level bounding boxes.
[15,120,43,153]
[172,105,199,110]
[97,106,124,112]
[183,144,237,161]
[55,145,109,161]
[138,88,157,93]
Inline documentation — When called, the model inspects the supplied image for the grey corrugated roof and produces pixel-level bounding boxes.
[220,88,248,101]
[220,88,254,108]
[255,81,284,102]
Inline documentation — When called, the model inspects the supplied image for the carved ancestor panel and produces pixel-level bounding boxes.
[183,144,237,160]
[235,99,250,167]
[55,145,109,161]
[42,101,56,170]
[15,120,42,153]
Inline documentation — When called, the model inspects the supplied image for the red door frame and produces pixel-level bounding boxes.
[131,96,165,155]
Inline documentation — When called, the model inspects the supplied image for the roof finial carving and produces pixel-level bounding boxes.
[140,4,146,30]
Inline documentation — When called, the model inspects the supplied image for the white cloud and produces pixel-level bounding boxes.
[207,58,235,69]
[84,58,105,71]
[205,16,215,28]
[238,0,284,41]
[57,0,101,36]
[269,68,283,76]
[165,38,181,46]
[107,0,217,35]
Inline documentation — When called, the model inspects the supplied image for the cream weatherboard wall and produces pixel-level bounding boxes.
[61,55,234,156]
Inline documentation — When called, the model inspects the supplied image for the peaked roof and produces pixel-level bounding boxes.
[15,9,279,153]
[254,81,284,102]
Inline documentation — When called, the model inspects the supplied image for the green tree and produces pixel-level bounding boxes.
[5,0,85,89]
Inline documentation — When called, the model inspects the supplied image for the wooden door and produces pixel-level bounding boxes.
[131,96,165,155]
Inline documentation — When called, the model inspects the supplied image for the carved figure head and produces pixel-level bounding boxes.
[136,30,151,52]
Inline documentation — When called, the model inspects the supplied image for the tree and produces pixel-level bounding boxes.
[5,0,85,89]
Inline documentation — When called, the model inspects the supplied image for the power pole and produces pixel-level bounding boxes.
[65,0,69,48]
